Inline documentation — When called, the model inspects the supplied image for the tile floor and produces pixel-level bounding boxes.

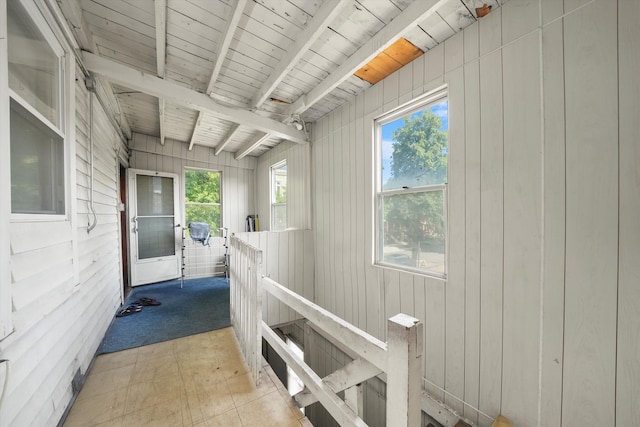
[64,327,312,427]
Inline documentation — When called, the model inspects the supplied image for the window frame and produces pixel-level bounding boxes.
[8,0,72,222]
[270,159,287,231]
[373,87,449,279]
[183,167,222,233]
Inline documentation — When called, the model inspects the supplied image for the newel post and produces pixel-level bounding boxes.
[386,313,423,427]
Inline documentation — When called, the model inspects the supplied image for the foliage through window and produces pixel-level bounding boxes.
[271,160,287,231]
[8,0,66,215]
[375,89,448,277]
[185,169,221,235]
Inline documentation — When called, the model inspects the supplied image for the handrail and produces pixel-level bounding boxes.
[230,234,423,426]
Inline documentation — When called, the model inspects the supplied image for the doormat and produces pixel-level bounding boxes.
[98,276,231,354]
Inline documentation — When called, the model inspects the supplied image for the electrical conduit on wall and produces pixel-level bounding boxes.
[87,76,97,233]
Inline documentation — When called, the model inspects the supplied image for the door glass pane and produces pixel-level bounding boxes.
[7,0,61,127]
[137,217,175,259]
[136,175,175,260]
[136,175,174,216]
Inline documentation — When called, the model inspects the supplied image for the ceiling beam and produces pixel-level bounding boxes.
[206,0,247,95]
[154,0,167,145]
[190,0,247,152]
[82,52,309,144]
[288,0,449,115]
[214,125,242,156]
[251,0,347,109]
[235,0,347,158]
[234,132,271,160]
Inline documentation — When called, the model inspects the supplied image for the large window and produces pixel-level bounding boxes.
[375,89,448,277]
[184,169,221,233]
[270,160,287,231]
[8,0,67,216]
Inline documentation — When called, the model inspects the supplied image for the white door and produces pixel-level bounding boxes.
[128,169,181,286]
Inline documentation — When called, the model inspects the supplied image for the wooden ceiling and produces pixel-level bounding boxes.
[58,0,508,158]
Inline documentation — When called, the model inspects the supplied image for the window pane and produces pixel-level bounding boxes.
[136,175,174,216]
[272,163,287,203]
[8,0,60,127]
[185,204,221,231]
[10,99,64,214]
[380,191,445,275]
[185,170,220,204]
[272,204,286,231]
[380,100,448,191]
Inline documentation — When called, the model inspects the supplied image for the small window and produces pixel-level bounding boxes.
[375,89,448,277]
[8,0,66,216]
[184,169,221,233]
[270,160,287,231]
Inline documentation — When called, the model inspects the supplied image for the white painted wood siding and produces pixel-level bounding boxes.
[310,0,636,425]
[128,133,256,278]
[1,63,123,427]
[255,140,311,231]
[235,230,314,327]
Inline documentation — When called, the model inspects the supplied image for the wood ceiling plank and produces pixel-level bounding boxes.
[83,0,155,38]
[386,38,424,65]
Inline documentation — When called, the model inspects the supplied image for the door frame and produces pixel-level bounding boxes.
[127,168,182,287]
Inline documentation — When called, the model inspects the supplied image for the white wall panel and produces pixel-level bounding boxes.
[501,31,542,426]
[562,1,619,426]
[2,62,123,426]
[616,1,640,425]
[309,0,638,425]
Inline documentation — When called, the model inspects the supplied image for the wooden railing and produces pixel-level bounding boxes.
[229,235,423,427]
[229,236,263,385]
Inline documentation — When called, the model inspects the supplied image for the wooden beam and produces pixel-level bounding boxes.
[155,0,167,145]
[189,0,247,152]
[188,110,202,151]
[154,0,166,78]
[206,0,247,95]
[306,323,466,427]
[293,358,382,407]
[288,0,449,115]
[82,52,309,144]
[214,124,241,156]
[262,277,388,371]
[262,323,367,427]
[251,0,347,108]
[234,132,271,160]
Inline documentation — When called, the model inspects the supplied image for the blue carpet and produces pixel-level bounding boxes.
[99,276,231,354]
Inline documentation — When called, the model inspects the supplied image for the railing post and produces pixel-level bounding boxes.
[386,313,423,427]
[345,384,364,418]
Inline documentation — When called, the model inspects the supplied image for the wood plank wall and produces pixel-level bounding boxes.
[128,134,256,278]
[255,140,311,231]
[235,230,314,327]
[309,0,638,425]
[1,64,124,426]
